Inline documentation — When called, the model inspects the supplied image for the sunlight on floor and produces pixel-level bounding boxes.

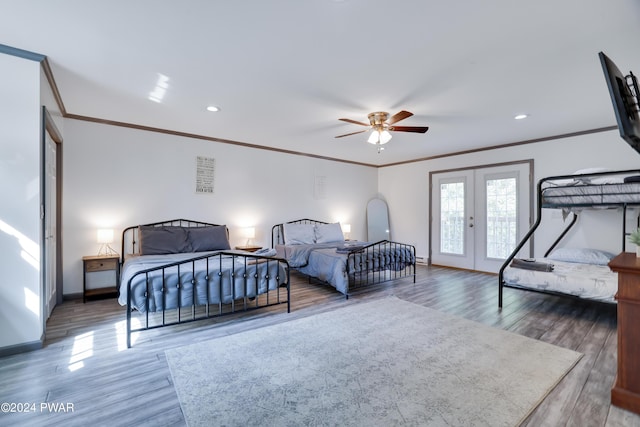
[68,331,94,372]
[114,318,141,351]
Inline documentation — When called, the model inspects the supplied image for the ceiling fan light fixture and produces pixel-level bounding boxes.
[379,130,392,144]
[367,130,380,144]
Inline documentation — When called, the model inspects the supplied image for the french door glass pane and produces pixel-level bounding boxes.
[486,177,517,259]
[440,181,465,254]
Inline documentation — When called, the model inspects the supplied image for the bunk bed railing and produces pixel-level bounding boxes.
[498,176,546,308]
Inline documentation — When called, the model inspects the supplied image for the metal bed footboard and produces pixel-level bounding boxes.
[124,251,290,348]
[345,240,416,296]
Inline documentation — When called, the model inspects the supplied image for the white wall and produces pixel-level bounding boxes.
[379,130,640,263]
[62,119,379,295]
[0,53,42,348]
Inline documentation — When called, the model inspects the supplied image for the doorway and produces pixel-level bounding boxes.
[430,161,533,273]
[42,107,63,322]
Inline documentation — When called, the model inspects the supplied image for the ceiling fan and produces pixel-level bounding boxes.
[335,110,429,151]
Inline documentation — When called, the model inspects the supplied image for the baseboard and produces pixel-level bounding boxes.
[416,256,428,265]
[0,337,43,357]
[63,292,83,301]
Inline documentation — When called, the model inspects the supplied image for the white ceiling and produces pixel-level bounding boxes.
[2,0,640,166]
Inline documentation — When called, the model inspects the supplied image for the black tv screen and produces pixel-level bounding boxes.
[599,51,640,152]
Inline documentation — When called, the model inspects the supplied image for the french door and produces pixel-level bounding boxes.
[431,162,532,273]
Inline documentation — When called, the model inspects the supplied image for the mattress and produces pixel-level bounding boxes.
[502,258,617,303]
[541,182,640,208]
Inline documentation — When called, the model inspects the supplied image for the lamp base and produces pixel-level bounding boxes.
[98,244,118,256]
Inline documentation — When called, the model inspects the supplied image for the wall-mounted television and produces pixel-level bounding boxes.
[599,51,640,152]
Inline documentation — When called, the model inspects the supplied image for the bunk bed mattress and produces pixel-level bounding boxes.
[502,259,617,303]
[119,252,285,312]
[541,182,640,207]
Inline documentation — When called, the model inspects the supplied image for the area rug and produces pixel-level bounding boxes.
[165,297,581,427]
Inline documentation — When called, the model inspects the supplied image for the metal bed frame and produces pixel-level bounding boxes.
[271,218,416,298]
[498,169,640,307]
[120,219,290,348]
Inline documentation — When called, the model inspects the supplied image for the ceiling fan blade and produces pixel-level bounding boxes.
[391,126,429,133]
[335,130,368,138]
[339,118,370,126]
[388,110,413,125]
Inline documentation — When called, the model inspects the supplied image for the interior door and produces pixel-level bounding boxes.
[431,162,531,273]
[44,132,57,318]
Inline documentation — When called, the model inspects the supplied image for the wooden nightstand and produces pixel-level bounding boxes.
[235,245,262,252]
[83,254,120,302]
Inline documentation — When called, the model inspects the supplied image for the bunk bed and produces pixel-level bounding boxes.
[119,219,290,347]
[271,219,416,298]
[498,169,640,307]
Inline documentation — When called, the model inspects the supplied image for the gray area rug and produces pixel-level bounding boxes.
[165,297,582,426]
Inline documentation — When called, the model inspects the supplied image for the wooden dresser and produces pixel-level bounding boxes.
[608,252,640,415]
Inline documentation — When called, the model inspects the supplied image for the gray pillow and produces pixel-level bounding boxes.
[139,225,191,255]
[188,225,230,251]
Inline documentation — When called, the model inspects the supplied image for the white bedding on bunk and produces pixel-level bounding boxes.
[503,258,617,303]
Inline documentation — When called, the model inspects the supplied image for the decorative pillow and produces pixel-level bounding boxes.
[139,225,191,255]
[283,223,316,245]
[547,248,615,266]
[315,222,345,243]
[188,225,230,252]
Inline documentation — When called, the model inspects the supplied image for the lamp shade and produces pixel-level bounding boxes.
[97,228,114,244]
[243,227,256,239]
[367,130,380,144]
[379,130,392,144]
[342,223,351,233]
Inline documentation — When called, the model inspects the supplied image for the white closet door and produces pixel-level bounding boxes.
[44,133,57,318]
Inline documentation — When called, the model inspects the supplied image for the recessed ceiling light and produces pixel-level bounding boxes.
[206,105,220,112]
[514,114,528,120]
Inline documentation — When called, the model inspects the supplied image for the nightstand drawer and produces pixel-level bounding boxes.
[85,258,118,272]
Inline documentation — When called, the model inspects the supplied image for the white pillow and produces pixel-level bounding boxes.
[547,248,615,265]
[283,223,315,245]
[315,222,345,243]
[572,167,610,184]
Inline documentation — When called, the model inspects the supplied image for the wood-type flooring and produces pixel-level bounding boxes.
[1,265,638,426]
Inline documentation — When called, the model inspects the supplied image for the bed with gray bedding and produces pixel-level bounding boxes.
[272,219,415,297]
[119,219,290,347]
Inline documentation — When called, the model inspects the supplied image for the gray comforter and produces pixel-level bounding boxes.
[276,242,415,295]
[119,251,287,312]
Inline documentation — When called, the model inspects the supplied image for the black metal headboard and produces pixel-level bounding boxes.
[121,219,223,263]
[271,218,329,247]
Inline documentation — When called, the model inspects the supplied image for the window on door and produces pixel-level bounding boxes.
[440,181,465,255]
[485,176,517,259]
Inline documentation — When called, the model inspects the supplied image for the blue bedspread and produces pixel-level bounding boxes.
[119,251,287,312]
